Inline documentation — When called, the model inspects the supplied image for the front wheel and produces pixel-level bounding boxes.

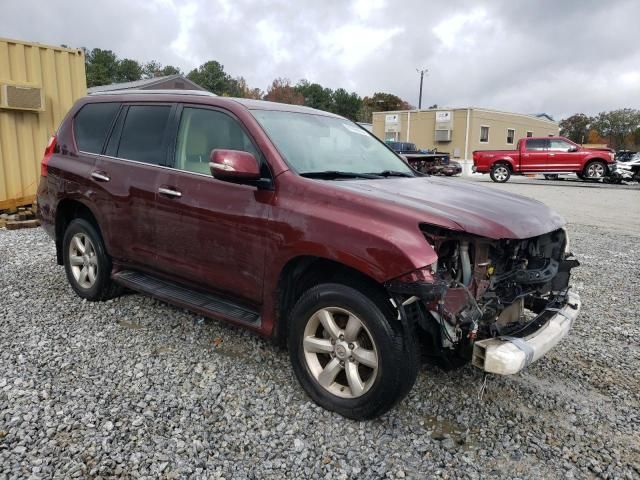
[287,283,419,419]
[490,163,511,183]
[583,161,606,180]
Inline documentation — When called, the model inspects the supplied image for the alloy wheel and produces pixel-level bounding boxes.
[68,233,98,289]
[587,163,605,178]
[302,307,379,398]
[494,166,508,181]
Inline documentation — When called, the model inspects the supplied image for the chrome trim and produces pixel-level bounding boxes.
[158,187,182,198]
[87,152,215,179]
[90,172,110,182]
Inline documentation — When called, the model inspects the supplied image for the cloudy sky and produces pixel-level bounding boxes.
[4,0,639,119]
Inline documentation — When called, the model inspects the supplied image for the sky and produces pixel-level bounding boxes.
[3,0,639,120]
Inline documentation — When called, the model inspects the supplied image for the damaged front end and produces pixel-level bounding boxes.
[386,225,581,375]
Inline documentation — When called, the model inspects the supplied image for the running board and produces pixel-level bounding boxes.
[113,270,261,326]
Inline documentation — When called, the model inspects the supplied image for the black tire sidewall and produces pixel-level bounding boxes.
[490,163,510,183]
[62,218,112,301]
[287,283,415,419]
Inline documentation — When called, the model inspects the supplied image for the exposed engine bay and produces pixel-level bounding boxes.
[386,225,580,370]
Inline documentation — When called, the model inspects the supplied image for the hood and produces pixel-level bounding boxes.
[585,147,614,153]
[329,176,565,240]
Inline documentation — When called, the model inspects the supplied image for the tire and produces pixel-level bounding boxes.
[490,163,511,183]
[287,283,419,420]
[544,174,559,180]
[62,218,122,301]
[583,161,606,180]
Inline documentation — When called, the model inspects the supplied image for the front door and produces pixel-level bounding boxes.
[520,138,548,171]
[547,138,581,170]
[153,105,272,304]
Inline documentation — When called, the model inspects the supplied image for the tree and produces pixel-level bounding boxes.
[116,58,143,82]
[227,76,263,99]
[85,48,119,87]
[559,113,592,144]
[358,92,413,122]
[264,78,304,105]
[186,60,234,95]
[159,65,182,76]
[141,61,182,78]
[295,80,333,111]
[591,108,640,149]
[332,88,362,121]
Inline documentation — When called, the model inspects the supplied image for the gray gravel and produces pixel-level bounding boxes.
[1,223,639,479]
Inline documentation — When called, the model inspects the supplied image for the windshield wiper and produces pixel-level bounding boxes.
[369,170,414,178]
[300,171,382,179]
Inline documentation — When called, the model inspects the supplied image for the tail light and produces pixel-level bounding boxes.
[41,135,57,177]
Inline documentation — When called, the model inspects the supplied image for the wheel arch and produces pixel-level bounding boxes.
[273,255,392,345]
[491,158,514,171]
[54,198,104,265]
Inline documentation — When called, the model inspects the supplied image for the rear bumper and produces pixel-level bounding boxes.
[472,292,580,375]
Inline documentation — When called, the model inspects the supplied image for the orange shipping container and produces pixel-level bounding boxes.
[0,37,86,210]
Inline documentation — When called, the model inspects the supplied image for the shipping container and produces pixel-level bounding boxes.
[0,37,87,210]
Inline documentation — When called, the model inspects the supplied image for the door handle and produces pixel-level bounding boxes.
[549,153,555,156]
[158,187,182,198]
[91,171,110,182]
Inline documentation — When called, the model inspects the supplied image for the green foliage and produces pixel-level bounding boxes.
[331,88,362,121]
[81,47,414,124]
[85,48,119,87]
[116,59,143,83]
[559,113,592,143]
[591,108,640,148]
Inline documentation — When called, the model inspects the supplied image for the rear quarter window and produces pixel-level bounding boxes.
[74,102,120,154]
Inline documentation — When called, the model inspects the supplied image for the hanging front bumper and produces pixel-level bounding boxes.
[472,292,581,375]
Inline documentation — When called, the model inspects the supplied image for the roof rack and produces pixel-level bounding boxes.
[88,89,217,97]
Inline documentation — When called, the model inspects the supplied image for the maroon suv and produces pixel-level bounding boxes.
[37,90,580,419]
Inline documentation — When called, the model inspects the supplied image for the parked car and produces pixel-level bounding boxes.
[472,136,616,183]
[617,152,640,182]
[615,150,637,163]
[386,141,457,176]
[38,91,580,419]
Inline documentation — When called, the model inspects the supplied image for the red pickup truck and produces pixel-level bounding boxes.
[473,136,616,182]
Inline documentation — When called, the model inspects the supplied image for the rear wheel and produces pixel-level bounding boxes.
[63,218,122,301]
[583,161,606,180]
[490,163,511,183]
[287,283,419,419]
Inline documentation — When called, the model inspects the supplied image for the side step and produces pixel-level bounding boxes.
[113,270,261,326]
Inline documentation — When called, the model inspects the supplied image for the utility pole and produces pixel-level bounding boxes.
[416,68,428,109]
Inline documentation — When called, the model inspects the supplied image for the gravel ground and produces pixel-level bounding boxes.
[1,222,639,479]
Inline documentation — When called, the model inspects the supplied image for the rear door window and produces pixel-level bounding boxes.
[117,105,172,164]
[525,139,548,151]
[74,102,120,154]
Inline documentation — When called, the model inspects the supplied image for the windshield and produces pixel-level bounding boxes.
[250,110,413,176]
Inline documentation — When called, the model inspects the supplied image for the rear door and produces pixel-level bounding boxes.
[91,103,176,267]
[548,138,581,170]
[152,105,272,304]
[521,138,548,171]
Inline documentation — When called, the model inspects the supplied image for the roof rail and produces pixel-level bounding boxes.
[88,89,217,97]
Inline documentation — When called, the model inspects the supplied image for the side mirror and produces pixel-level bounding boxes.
[569,146,579,152]
[209,149,261,182]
